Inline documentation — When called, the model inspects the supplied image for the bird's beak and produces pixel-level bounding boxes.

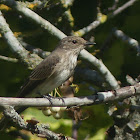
[85,41,96,46]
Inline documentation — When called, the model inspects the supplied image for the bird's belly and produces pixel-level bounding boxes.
[31,54,77,96]
[32,69,72,96]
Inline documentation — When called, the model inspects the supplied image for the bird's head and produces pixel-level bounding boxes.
[57,36,95,53]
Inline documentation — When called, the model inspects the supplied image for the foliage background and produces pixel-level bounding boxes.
[0,0,140,139]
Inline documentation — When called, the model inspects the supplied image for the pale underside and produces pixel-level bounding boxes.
[24,51,78,97]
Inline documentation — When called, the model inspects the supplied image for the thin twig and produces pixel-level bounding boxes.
[73,20,101,37]
[18,37,51,58]
[108,0,119,11]
[73,0,137,37]
[0,55,18,63]
[126,75,138,85]
[111,0,137,17]
[113,28,140,55]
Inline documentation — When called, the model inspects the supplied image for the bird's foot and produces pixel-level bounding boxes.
[44,94,65,105]
[42,94,54,105]
[43,94,55,98]
[36,92,54,104]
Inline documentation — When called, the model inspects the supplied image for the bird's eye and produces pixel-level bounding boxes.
[72,40,77,44]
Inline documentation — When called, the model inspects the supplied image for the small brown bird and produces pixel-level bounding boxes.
[18,36,95,98]
[0,36,95,130]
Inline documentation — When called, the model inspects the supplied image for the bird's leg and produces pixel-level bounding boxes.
[36,91,53,105]
[42,88,65,104]
[54,88,65,104]
[36,91,53,98]
[55,88,61,97]
[37,89,65,104]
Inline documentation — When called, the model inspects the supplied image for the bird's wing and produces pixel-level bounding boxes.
[29,54,59,80]
[18,54,60,97]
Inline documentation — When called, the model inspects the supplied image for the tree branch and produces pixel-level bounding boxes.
[0,10,42,69]
[80,50,120,89]
[113,28,140,56]
[0,83,139,107]
[73,20,101,37]
[0,55,18,63]
[126,75,138,86]
[111,0,137,17]
[0,0,66,39]
[2,106,74,140]
[73,0,138,37]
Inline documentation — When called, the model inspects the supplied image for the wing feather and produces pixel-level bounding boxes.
[18,54,60,97]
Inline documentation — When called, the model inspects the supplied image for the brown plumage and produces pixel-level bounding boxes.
[18,36,94,98]
[18,54,59,97]
[0,36,95,130]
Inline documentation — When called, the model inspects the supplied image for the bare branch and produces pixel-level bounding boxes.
[0,83,139,107]
[60,0,74,27]
[0,0,66,39]
[113,28,140,56]
[0,55,18,63]
[0,11,27,56]
[108,0,119,11]
[80,50,120,89]
[126,75,138,86]
[2,106,74,140]
[18,37,51,58]
[111,0,137,17]
[73,20,101,37]
[73,0,138,37]
[0,11,42,69]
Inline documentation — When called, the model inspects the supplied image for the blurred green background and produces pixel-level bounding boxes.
[0,0,140,139]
